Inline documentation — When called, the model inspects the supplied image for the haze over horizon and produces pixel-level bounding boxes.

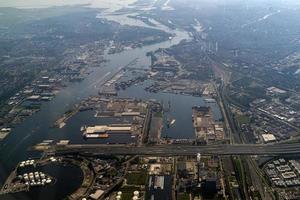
[0,0,300,9]
[0,0,300,199]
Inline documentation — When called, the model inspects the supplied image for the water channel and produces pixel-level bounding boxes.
[0,2,221,199]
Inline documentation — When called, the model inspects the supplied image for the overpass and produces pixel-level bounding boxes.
[42,143,300,156]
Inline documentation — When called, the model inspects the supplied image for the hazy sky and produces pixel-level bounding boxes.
[0,0,137,9]
[0,0,299,9]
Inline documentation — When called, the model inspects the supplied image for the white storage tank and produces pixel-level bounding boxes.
[133,191,139,197]
[132,196,138,200]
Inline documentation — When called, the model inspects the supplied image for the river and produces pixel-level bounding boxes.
[0,3,220,199]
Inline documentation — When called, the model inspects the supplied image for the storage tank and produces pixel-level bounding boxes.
[132,196,138,200]
[133,191,139,197]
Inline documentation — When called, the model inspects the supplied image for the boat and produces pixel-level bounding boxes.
[167,117,176,128]
[98,133,109,138]
[170,119,176,125]
[80,126,86,131]
[84,133,109,139]
[204,98,216,103]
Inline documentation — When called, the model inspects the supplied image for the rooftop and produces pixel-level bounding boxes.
[262,134,276,142]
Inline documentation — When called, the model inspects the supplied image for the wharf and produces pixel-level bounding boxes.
[0,128,11,140]
[0,131,10,140]
[0,168,29,195]
[53,106,79,128]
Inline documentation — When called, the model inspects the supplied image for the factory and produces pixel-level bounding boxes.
[261,133,277,143]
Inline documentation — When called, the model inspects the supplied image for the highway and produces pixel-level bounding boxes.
[47,143,300,156]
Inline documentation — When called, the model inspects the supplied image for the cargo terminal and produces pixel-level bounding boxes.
[70,97,153,144]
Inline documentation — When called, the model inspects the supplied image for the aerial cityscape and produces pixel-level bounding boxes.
[0,0,300,199]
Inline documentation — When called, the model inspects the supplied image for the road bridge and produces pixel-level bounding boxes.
[43,143,300,156]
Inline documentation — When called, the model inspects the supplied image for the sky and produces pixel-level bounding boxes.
[0,0,300,9]
[0,0,137,9]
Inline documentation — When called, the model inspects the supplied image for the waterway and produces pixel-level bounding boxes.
[0,2,220,199]
[0,2,189,174]
[118,81,222,139]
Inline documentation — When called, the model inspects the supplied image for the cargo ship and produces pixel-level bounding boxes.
[83,133,109,139]
[204,98,216,103]
[81,125,132,139]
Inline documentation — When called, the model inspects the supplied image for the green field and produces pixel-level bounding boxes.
[177,193,190,200]
[120,186,141,200]
[125,171,148,185]
[153,111,163,118]
[236,114,250,125]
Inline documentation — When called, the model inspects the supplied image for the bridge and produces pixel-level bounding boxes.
[42,143,300,156]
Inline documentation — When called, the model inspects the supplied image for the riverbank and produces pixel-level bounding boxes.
[0,3,191,199]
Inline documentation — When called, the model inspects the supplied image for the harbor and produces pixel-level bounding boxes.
[0,2,221,199]
[82,125,133,139]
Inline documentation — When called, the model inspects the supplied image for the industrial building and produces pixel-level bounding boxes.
[82,125,132,138]
[262,133,276,143]
[89,190,104,200]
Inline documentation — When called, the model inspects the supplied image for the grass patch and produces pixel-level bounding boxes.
[236,114,250,125]
[153,111,163,118]
[125,171,147,185]
[120,193,132,200]
[120,186,141,200]
[177,193,190,200]
[233,157,246,190]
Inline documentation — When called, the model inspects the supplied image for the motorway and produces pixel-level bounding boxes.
[47,143,300,156]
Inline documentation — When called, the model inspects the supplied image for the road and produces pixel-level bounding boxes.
[46,143,300,156]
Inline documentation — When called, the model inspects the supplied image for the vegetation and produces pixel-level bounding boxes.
[250,190,262,200]
[120,186,141,200]
[235,114,250,125]
[125,171,147,185]
[177,193,190,200]
[153,111,163,118]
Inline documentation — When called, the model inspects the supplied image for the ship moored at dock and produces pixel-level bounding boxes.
[81,125,132,139]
